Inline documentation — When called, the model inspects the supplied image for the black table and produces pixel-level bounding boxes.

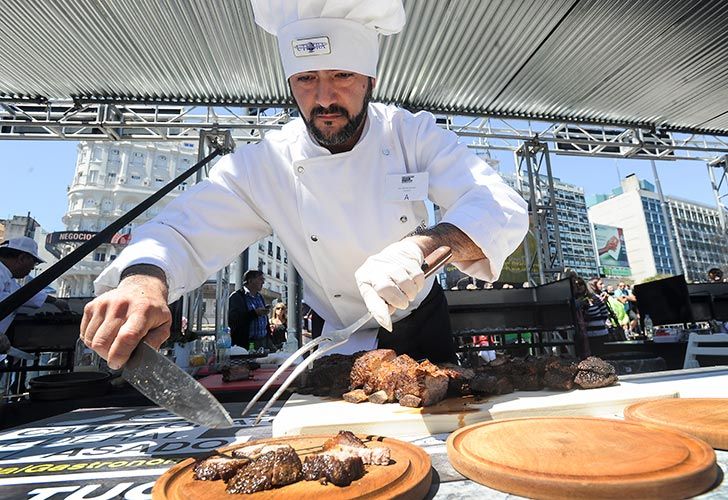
[602,339,688,370]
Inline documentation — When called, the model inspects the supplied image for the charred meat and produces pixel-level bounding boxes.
[322,430,391,466]
[192,455,251,481]
[302,452,365,486]
[226,445,303,494]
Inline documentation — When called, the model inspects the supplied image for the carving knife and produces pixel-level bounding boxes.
[122,341,234,428]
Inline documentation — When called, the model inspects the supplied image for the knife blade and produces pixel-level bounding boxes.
[122,342,233,429]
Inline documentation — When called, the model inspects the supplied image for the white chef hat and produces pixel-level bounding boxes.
[250,0,406,79]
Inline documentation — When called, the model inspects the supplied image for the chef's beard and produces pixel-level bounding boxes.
[301,80,372,147]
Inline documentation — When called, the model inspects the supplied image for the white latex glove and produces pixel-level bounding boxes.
[355,240,425,332]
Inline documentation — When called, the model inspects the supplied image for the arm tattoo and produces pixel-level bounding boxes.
[410,222,485,262]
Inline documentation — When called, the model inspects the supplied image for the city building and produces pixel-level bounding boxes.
[57,141,288,303]
[665,196,728,283]
[588,175,677,282]
[503,173,599,280]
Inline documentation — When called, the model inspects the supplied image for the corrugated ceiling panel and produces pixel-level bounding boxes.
[1,0,727,135]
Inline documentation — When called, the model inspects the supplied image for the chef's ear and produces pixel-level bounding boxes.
[370,77,376,90]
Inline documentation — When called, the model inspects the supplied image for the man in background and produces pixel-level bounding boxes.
[0,237,68,342]
[228,270,271,351]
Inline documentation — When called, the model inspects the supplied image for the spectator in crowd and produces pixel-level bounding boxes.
[269,302,288,349]
[615,282,639,335]
[228,270,272,351]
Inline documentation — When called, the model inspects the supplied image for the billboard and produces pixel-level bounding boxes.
[594,224,631,277]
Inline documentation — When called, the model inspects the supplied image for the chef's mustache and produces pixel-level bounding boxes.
[310,104,350,119]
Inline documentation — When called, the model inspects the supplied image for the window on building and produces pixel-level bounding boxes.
[91,147,103,161]
[268,241,273,256]
[276,246,281,260]
[93,252,106,262]
[88,170,98,184]
[106,172,117,185]
[130,151,145,166]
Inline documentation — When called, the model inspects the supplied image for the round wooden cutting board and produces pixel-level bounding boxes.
[447,417,718,500]
[153,434,431,500]
[625,398,728,450]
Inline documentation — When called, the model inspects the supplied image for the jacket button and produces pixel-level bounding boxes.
[297,166,304,173]
[382,148,390,156]
[400,216,408,223]
[310,235,318,242]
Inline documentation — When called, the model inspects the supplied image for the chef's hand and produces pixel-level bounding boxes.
[355,240,425,332]
[80,272,171,370]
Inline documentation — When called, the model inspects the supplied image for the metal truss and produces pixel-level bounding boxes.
[3,102,728,163]
[5,101,728,287]
[515,139,565,285]
[707,155,728,233]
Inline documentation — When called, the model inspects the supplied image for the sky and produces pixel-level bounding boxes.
[0,137,720,234]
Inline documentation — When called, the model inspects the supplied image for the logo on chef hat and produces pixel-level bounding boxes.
[292,36,331,57]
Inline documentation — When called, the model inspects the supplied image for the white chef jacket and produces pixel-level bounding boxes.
[95,103,528,352]
[0,262,47,335]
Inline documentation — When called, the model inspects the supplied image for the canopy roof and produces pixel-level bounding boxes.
[2,0,728,135]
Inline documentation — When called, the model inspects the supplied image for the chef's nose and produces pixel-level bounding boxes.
[314,78,337,109]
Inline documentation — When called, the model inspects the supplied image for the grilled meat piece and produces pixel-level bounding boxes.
[543,357,578,390]
[437,363,475,396]
[368,390,389,404]
[294,353,361,398]
[302,452,365,486]
[226,445,303,494]
[342,389,369,403]
[469,373,515,395]
[393,358,449,407]
[192,455,251,481]
[367,355,419,402]
[574,356,618,389]
[322,430,366,450]
[322,430,391,466]
[350,349,397,392]
[221,365,251,382]
[397,394,422,408]
[231,443,291,460]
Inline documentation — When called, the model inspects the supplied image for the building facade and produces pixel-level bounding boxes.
[59,141,288,302]
[503,173,599,280]
[588,175,677,282]
[665,196,728,283]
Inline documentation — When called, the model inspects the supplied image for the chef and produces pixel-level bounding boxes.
[81,0,528,369]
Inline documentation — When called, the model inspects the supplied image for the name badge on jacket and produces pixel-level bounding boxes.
[384,173,429,201]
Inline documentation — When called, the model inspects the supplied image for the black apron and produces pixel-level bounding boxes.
[310,281,456,363]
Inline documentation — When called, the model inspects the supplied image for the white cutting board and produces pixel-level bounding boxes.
[272,367,728,437]
[272,382,676,437]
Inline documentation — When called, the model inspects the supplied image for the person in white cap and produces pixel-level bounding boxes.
[82,0,528,370]
[0,237,68,339]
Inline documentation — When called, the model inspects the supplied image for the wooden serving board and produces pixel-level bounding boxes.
[152,434,431,500]
[446,417,718,500]
[625,398,728,450]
